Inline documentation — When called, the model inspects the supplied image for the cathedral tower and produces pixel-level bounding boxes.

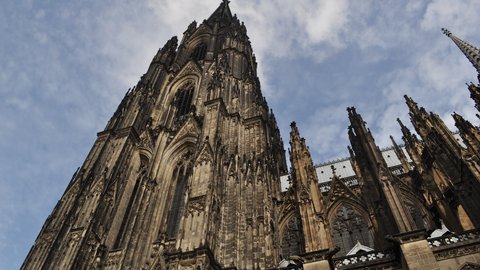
[22,2,287,269]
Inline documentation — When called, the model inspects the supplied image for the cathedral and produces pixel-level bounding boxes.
[22,1,480,269]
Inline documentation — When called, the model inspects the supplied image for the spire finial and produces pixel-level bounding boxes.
[389,135,397,146]
[396,118,404,127]
[441,28,451,37]
[404,95,420,113]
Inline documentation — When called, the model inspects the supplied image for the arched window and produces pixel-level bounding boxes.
[330,205,374,257]
[191,43,207,61]
[280,215,303,259]
[166,155,193,239]
[173,83,194,120]
[113,159,149,249]
[404,199,426,230]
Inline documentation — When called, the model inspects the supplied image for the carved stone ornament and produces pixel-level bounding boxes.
[172,118,199,142]
[144,177,158,191]
[104,184,116,205]
[139,129,154,150]
[195,145,213,166]
[331,205,368,234]
[38,231,55,246]
[433,243,480,261]
[187,196,207,214]
[177,63,201,78]
[68,230,82,246]
[458,262,480,270]
[299,187,311,204]
[105,250,123,267]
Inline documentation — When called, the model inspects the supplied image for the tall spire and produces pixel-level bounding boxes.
[347,106,388,172]
[288,122,332,253]
[442,28,480,82]
[404,95,430,139]
[390,135,410,172]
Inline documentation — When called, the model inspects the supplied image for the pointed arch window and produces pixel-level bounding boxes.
[113,158,149,249]
[191,43,207,61]
[280,215,303,259]
[404,199,426,230]
[173,83,194,120]
[330,205,374,257]
[166,155,193,239]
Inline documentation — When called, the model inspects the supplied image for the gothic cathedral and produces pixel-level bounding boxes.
[22,2,480,269]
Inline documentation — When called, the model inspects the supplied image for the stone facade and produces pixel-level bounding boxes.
[22,1,480,269]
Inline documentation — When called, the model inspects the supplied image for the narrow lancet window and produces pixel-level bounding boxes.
[191,43,207,61]
[173,83,194,120]
[166,156,192,239]
[280,216,303,259]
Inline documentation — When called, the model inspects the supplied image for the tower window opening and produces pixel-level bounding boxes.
[191,43,207,61]
[173,83,195,120]
[166,161,192,239]
[330,205,374,257]
[280,216,303,259]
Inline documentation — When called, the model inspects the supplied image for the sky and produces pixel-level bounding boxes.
[1,0,480,269]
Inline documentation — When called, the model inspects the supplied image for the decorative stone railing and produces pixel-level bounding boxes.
[428,229,480,248]
[333,249,397,268]
[427,228,480,261]
[319,177,358,193]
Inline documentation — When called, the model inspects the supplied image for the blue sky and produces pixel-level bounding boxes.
[1,0,480,269]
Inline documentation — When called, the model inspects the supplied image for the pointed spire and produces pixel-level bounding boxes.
[453,112,480,154]
[442,28,480,82]
[404,95,428,119]
[289,121,301,143]
[153,36,178,62]
[404,95,418,112]
[397,118,424,169]
[468,83,480,112]
[288,121,332,252]
[404,95,431,139]
[347,106,370,137]
[289,121,316,185]
[207,0,233,23]
[452,112,470,131]
[397,118,412,140]
[347,107,391,180]
[390,135,410,172]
